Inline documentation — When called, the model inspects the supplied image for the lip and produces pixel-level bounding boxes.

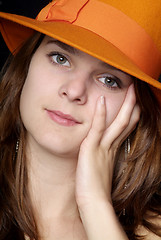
[46,109,81,126]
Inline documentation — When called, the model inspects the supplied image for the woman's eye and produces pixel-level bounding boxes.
[98,75,120,89]
[49,53,70,67]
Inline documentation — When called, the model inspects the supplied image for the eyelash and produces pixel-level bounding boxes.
[47,51,121,90]
[97,75,121,90]
[47,52,71,67]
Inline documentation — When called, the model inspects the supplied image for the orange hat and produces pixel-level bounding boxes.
[0,0,161,108]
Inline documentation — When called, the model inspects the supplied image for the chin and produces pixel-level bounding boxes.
[32,132,80,158]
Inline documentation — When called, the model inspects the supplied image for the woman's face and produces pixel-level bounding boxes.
[20,36,133,158]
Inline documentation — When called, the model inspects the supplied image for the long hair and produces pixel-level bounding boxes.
[112,80,161,239]
[0,32,43,239]
[0,32,161,240]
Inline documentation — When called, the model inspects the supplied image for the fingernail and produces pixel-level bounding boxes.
[100,95,105,105]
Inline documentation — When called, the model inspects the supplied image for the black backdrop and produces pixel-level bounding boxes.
[0,0,50,69]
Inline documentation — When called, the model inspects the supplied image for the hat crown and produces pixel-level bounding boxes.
[101,0,161,52]
[39,0,161,53]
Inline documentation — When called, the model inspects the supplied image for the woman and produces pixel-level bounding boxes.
[0,0,161,239]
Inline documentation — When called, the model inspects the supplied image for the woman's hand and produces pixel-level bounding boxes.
[75,84,140,240]
[75,84,140,206]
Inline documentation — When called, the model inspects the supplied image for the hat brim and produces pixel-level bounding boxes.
[0,12,161,107]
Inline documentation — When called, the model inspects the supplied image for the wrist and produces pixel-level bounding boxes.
[76,190,113,210]
[78,198,114,221]
[78,199,128,240]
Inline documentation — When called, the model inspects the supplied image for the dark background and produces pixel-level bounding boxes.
[0,0,50,69]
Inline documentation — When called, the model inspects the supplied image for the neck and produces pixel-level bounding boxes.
[26,135,80,222]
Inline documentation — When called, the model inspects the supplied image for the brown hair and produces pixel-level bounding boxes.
[112,80,161,239]
[0,32,43,239]
[0,32,161,240]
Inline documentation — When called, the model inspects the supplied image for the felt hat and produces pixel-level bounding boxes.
[0,0,161,108]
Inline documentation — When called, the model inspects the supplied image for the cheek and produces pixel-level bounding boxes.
[19,66,47,128]
[20,61,53,111]
[105,92,127,126]
[20,80,33,116]
[19,80,36,131]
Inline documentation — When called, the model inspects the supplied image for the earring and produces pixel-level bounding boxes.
[15,139,20,154]
[14,139,20,161]
[122,137,130,216]
[125,136,130,155]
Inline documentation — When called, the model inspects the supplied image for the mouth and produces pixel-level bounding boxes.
[46,109,81,126]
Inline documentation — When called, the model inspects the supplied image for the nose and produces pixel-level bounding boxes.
[58,72,89,104]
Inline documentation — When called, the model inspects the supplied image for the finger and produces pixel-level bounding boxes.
[102,84,136,148]
[112,103,141,149]
[85,96,106,147]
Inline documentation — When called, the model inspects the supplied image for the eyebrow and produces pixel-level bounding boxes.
[46,39,80,55]
[46,39,128,75]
